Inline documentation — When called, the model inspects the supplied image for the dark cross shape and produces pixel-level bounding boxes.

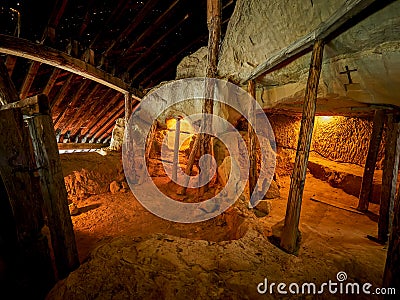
[340,65,357,84]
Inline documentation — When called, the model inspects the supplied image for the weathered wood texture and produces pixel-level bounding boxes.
[0,34,141,98]
[0,94,50,116]
[19,61,41,100]
[247,80,257,197]
[246,0,395,82]
[58,143,107,150]
[357,110,385,211]
[0,108,55,298]
[280,40,325,254]
[26,108,79,279]
[383,187,400,290]
[378,114,400,242]
[199,0,221,196]
[125,92,132,125]
[0,58,18,104]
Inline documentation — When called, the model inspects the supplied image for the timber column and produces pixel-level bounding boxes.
[280,40,325,254]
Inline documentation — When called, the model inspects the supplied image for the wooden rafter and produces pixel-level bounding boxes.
[123,0,182,56]
[0,34,141,98]
[61,84,102,135]
[87,101,125,136]
[102,0,159,57]
[5,55,17,77]
[80,92,122,136]
[50,74,75,111]
[68,88,114,136]
[54,79,92,128]
[140,35,207,87]
[43,68,61,95]
[19,61,41,100]
[246,0,396,82]
[93,105,125,140]
[127,13,190,73]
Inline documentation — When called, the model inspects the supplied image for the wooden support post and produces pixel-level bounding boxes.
[383,186,400,289]
[0,108,55,298]
[378,114,400,243]
[357,110,385,212]
[0,58,18,104]
[280,40,325,254]
[247,80,257,197]
[125,92,132,125]
[25,96,79,278]
[198,0,221,196]
[172,117,181,182]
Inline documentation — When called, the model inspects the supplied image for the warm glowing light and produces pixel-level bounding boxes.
[166,118,177,130]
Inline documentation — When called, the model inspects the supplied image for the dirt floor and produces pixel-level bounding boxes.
[47,152,389,299]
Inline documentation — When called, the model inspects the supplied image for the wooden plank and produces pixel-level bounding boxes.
[246,0,395,82]
[357,110,385,211]
[247,80,257,197]
[378,114,400,242]
[0,108,55,297]
[0,57,19,104]
[280,40,325,254]
[26,108,79,279]
[310,197,364,215]
[383,186,400,289]
[58,143,107,150]
[19,61,41,100]
[92,105,125,139]
[0,34,141,98]
[0,94,50,116]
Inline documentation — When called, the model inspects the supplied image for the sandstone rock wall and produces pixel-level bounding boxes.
[268,114,385,174]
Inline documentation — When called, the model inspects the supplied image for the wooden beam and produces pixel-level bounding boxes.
[80,92,122,136]
[50,74,75,112]
[58,143,107,150]
[357,110,385,212]
[280,40,325,254]
[54,79,92,128]
[102,0,159,56]
[246,0,395,82]
[85,98,128,138]
[61,84,102,135]
[0,57,19,104]
[378,114,400,242]
[0,94,50,116]
[26,110,80,278]
[172,117,181,182]
[43,68,61,95]
[43,0,69,43]
[0,109,55,297]
[199,0,221,196]
[93,105,125,139]
[127,14,190,74]
[19,61,41,100]
[122,0,182,56]
[247,80,257,197]
[383,186,400,289]
[125,92,132,125]
[0,34,142,98]
[140,35,207,87]
[5,55,17,77]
